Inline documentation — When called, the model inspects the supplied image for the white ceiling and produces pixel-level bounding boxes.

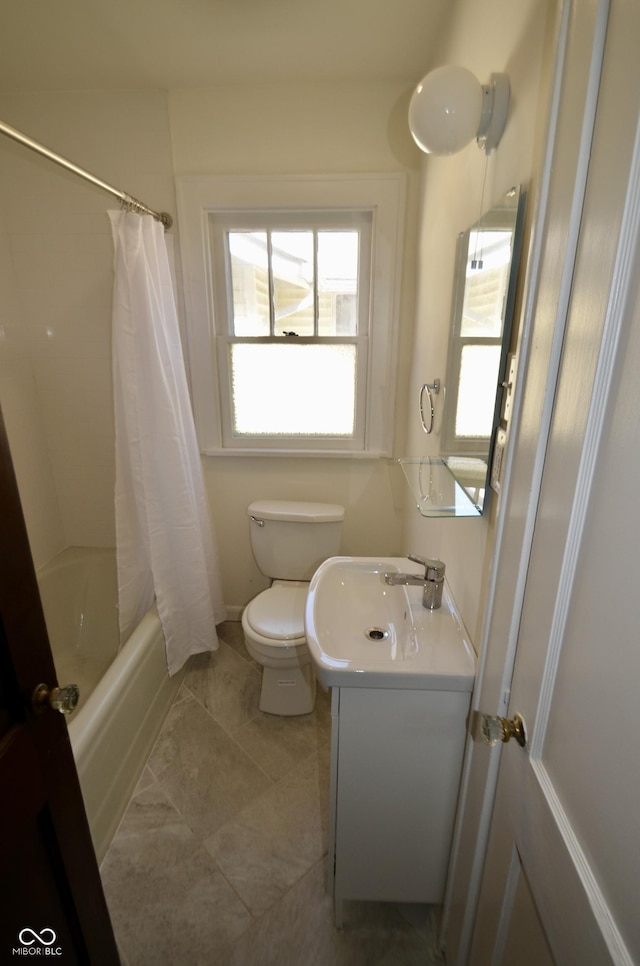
[0,0,450,92]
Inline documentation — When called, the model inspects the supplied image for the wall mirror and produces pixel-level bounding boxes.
[400,184,525,517]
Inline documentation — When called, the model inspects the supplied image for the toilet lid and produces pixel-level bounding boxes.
[245,584,308,641]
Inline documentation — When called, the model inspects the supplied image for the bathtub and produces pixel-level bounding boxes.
[37,547,183,862]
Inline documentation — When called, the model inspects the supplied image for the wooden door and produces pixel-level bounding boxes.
[0,407,119,964]
[467,0,640,960]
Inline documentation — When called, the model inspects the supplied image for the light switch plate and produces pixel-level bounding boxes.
[491,428,507,494]
[502,354,517,423]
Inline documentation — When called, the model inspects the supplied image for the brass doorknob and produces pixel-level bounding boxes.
[32,682,80,715]
[479,712,526,748]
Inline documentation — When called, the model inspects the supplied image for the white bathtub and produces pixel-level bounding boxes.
[37,547,183,862]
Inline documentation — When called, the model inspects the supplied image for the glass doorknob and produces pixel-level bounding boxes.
[32,682,80,715]
[479,711,526,748]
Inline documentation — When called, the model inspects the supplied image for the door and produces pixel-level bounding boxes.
[442,0,612,959]
[0,406,120,964]
[466,0,640,961]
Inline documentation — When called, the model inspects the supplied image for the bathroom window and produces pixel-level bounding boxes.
[176,175,405,455]
[209,213,369,444]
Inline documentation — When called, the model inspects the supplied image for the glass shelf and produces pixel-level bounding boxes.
[399,457,486,518]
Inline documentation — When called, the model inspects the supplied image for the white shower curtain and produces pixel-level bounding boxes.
[109,210,226,675]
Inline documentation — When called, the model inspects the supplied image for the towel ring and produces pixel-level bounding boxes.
[419,380,440,434]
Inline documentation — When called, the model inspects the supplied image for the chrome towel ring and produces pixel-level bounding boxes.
[419,379,440,434]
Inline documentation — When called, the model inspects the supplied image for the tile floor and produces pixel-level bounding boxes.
[100,622,445,965]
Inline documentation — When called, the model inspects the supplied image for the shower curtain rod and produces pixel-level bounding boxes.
[0,119,173,229]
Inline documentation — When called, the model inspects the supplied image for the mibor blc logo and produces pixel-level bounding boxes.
[12,928,63,957]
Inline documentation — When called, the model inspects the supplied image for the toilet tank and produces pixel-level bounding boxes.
[248,500,344,580]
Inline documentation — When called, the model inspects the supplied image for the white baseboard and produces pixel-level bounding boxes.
[223,605,244,622]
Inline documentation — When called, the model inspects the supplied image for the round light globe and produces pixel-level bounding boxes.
[409,66,484,155]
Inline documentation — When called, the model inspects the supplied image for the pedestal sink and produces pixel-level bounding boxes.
[304,555,476,926]
[304,556,475,690]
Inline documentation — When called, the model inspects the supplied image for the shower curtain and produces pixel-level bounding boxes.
[109,210,226,675]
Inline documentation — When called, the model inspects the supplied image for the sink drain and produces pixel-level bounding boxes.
[365,627,389,641]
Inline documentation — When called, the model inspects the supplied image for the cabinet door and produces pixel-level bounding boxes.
[334,687,470,905]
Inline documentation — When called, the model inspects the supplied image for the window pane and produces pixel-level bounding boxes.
[230,343,356,436]
[461,230,513,338]
[455,344,501,438]
[228,232,270,336]
[272,231,315,336]
[318,231,359,335]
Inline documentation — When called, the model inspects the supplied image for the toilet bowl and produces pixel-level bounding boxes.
[242,581,316,716]
[242,500,344,716]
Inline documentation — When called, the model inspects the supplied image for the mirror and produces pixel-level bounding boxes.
[400,185,525,517]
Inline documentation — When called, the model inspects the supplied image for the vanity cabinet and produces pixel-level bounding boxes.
[305,555,476,924]
[328,684,471,925]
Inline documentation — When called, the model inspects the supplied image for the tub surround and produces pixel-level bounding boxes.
[37,547,119,708]
[38,547,182,862]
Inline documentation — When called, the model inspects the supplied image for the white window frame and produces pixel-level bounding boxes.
[210,209,371,450]
[176,174,406,456]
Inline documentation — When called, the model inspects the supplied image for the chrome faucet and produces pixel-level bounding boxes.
[383,553,446,610]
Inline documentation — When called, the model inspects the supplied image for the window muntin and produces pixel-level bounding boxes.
[209,211,370,448]
[226,227,360,340]
[444,227,514,454]
[175,174,405,456]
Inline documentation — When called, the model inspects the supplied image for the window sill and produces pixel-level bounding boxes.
[200,448,392,460]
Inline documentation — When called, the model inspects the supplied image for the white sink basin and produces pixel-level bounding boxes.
[305,556,476,690]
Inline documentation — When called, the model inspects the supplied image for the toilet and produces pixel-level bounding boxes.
[241,500,344,715]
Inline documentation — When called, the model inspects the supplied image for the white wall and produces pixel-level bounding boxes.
[0,207,65,568]
[403,0,552,644]
[0,82,419,607]
[169,81,421,609]
[0,92,176,564]
[0,3,550,619]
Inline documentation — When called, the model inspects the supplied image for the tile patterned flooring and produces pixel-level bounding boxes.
[100,622,445,965]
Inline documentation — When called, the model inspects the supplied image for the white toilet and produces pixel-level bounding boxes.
[241,500,344,715]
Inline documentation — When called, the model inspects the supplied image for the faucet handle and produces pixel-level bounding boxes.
[408,553,445,581]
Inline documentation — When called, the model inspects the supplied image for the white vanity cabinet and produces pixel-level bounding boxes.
[304,557,476,925]
[328,684,471,925]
